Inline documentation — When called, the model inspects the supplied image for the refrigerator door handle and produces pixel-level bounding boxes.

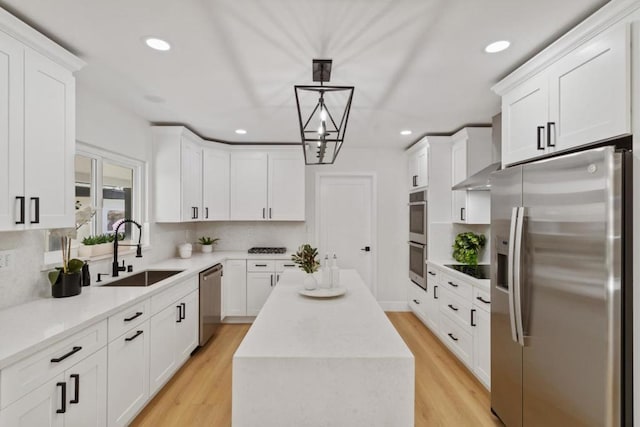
[508,207,519,344]
[513,206,526,346]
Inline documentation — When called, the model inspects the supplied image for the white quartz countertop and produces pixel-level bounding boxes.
[234,269,414,359]
[0,251,292,369]
[427,260,491,291]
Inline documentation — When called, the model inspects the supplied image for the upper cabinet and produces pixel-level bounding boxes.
[230,149,305,221]
[407,143,428,190]
[0,10,84,231]
[496,19,632,166]
[203,147,230,221]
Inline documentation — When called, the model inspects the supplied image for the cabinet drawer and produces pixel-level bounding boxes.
[1,319,107,409]
[426,265,440,285]
[407,281,426,318]
[441,272,473,300]
[439,313,473,367]
[247,260,275,272]
[473,287,491,312]
[438,286,472,332]
[150,276,198,315]
[108,299,151,342]
[275,260,297,273]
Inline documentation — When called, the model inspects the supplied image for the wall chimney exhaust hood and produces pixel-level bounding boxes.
[451,113,502,191]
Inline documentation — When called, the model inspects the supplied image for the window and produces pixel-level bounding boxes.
[45,143,146,258]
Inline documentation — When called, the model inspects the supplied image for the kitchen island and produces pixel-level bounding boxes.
[232,269,414,426]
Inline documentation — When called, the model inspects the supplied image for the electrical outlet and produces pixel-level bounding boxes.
[0,250,14,271]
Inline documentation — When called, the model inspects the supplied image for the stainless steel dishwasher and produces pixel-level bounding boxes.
[199,264,222,346]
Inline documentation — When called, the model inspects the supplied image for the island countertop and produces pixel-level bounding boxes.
[233,269,414,427]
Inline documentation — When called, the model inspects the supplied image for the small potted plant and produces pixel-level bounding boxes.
[452,232,487,265]
[79,233,125,257]
[292,244,320,290]
[48,205,95,298]
[198,236,220,253]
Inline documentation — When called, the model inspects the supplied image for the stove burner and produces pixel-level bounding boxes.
[248,247,287,254]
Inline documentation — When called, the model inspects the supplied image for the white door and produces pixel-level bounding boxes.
[472,307,491,389]
[0,374,65,427]
[317,175,375,293]
[0,31,24,231]
[230,152,268,220]
[175,290,199,363]
[246,272,273,316]
[202,148,229,220]
[181,137,203,221]
[268,151,305,220]
[64,348,107,427]
[23,49,75,229]
[149,304,178,395]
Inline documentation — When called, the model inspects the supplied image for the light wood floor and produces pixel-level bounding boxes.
[132,312,502,426]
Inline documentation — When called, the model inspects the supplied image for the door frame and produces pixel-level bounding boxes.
[315,172,378,297]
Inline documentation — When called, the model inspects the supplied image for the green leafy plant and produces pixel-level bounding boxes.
[81,232,124,246]
[291,244,320,274]
[198,236,220,246]
[452,232,486,265]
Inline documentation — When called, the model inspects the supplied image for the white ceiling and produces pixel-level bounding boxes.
[1,0,609,148]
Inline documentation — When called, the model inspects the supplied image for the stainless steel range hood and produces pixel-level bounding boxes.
[452,113,502,191]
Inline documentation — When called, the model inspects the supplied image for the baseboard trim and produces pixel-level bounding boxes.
[379,301,411,312]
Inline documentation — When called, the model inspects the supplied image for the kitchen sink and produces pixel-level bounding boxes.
[101,270,184,287]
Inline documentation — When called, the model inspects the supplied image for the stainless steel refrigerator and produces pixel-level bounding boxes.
[490,145,632,427]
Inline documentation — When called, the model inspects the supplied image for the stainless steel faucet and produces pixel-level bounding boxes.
[112,219,143,277]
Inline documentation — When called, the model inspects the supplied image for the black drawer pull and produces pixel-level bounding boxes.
[255,264,267,267]
[447,304,458,312]
[447,333,458,342]
[176,305,183,323]
[434,285,438,299]
[476,296,490,304]
[56,382,66,413]
[447,281,458,288]
[180,302,186,320]
[124,311,143,322]
[31,197,40,224]
[471,309,477,327]
[15,196,25,224]
[51,346,82,363]
[125,330,143,342]
[413,299,420,305]
[428,271,436,276]
[284,264,295,267]
[70,374,80,404]
[537,126,545,150]
[546,122,556,147]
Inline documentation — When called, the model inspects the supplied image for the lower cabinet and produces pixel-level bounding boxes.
[107,321,150,427]
[247,272,274,316]
[223,260,248,317]
[471,306,491,388]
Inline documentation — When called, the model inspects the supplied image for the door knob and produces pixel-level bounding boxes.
[360,246,371,252]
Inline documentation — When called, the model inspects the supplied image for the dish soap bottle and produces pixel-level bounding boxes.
[320,254,331,289]
[331,254,340,288]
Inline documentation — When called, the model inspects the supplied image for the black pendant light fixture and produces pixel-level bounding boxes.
[294,59,354,165]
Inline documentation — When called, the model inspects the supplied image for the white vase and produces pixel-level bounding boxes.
[201,244,213,253]
[303,273,317,290]
[178,243,192,259]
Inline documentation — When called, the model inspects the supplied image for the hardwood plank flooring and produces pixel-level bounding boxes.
[131,312,502,426]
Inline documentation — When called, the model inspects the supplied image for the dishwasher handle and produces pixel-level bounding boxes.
[201,264,223,281]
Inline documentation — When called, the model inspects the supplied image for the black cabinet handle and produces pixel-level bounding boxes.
[546,122,556,147]
[447,281,459,288]
[537,126,545,150]
[460,207,465,221]
[31,197,40,224]
[195,207,199,219]
[255,264,268,267]
[284,264,295,267]
[412,175,417,187]
[70,374,80,404]
[471,309,477,327]
[124,312,143,322]
[205,207,209,219]
[125,330,143,342]
[262,208,266,219]
[51,346,82,363]
[428,271,436,276]
[276,274,280,283]
[176,305,183,323]
[360,246,371,252]
[15,196,25,224]
[413,299,420,305]
[191,207,196,219]
[56,382,67,414]
[269,208,272,219]
[434,285,438,299]
[180,302,186,320]
[447,304,458,312]
[447,333,458,342]
[270,274,274,287]
[476,296,490,304]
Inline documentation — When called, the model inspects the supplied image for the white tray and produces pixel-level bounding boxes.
[298,287,347,298]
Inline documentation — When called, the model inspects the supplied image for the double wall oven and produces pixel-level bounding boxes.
[409,190,428,289]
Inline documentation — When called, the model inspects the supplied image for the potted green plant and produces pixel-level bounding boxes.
[198,236,220,253]
[292,244,320,290]
[48,206,95,298]
[452,232,487,265]
[78,232,124,257]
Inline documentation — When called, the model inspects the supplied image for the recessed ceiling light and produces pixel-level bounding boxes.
[235,129,247,135]
[144,37,171,51]
[485,40,510,53]
[400,130,412,136]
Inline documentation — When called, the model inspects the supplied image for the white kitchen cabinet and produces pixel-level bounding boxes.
[175,290,199,364]
[408,144,428,190]
[149,303,179,395]
[499,23,630,166]
[223,260,248,318]
[107,321,150,427]
[181,135,203,221]
[407,280,427,322]
[230,150,305,221]
[471,306,491,389]
[246,272,274,316]
[203,147,230,220]
[424,269,440,333]
[0,374,65,427]
[452,191,490,224]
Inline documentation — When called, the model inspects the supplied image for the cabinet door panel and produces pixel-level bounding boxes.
[64,348,107,427]
[223,260,247,317]
[416,147,428,188]
[149,304,178,395]
[246,273,273,316]
[549,24,630,151]
[230,152,268,220]
[0,374,64,427]
[268,151,305,220]
[176,290,199,364]
[0,32,23,231]
[473,307,491,389]
[452,190,467,224]
[203,148,230,220]
[23,49,75,229]
[181,137,203,221]
[107,321,149,427]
